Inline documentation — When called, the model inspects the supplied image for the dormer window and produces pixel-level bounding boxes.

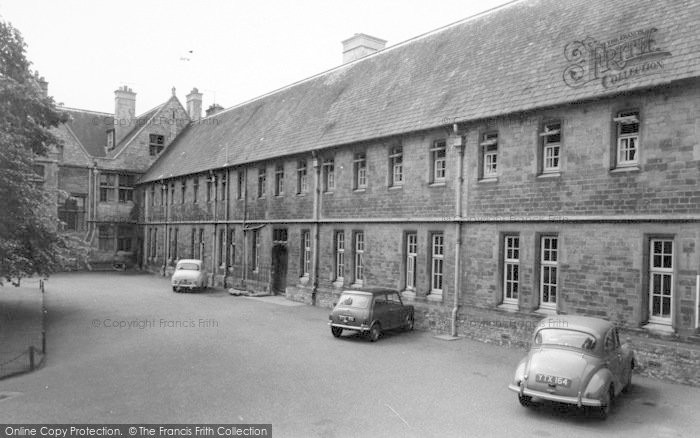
[149,134,165,156]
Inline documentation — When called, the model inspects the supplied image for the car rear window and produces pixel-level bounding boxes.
[177,263,200,271]
[535,328,597,351]
[337,294,371,309]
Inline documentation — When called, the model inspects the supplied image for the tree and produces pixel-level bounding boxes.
[0,19,87,285]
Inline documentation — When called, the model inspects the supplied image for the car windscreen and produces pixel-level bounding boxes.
[176,263,200,271]
[534,328,597,351]
[336,294,371,309]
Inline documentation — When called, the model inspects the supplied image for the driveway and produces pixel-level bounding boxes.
[1,272,698,437]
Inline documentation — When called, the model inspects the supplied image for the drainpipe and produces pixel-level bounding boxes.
[224,168,230,288]
[211,172,218,285]
[162,181,169,276]
[242,168,248,286]
[451,125,465,337]
[695,274,699,330]
[312,152,321,306]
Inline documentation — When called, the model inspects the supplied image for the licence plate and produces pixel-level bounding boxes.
[340,315,355,323]
[536,374,571,387]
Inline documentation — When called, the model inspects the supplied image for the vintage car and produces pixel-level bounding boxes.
[508,315,635,419]
[328,289,415,342]
[171,259,207,292]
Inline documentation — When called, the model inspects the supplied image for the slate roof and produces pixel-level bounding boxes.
[141,0,700,183]
[62,108,111,157]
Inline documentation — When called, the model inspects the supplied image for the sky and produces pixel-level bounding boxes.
[0,0,513,115]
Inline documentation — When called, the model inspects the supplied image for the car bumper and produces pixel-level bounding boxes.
[507,384,602,407]
[173,284,198,289]
[329,322,369,332]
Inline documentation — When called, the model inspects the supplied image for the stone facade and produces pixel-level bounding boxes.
[47,89,190,268]
[139,80,700,385]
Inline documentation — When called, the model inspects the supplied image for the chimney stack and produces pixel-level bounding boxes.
[342,33,386,64]
[205,103,224,117]
[186,88,203,120]
[114,85,136,144]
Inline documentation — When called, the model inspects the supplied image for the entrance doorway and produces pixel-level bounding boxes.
[271,243,288,295]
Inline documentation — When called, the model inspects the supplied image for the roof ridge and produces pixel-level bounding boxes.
[61,107,113,116]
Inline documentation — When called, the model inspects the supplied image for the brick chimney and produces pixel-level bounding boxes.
[114,85,136,144]
[186,88,203,120]
[205,103,224,117]
[342,33,386,64]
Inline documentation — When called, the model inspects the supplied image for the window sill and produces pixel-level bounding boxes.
[323,191,335,195]
[497,302,519,312]
[643,322,674,335]
[332,280,344,289]
[401,290,416,300]
[298,275,310,286]
[478,177,498,184]
[535,307,557,315]
[388,185,403,190]
[429,181,446,188]
[350,282,364,289]
[537,172,561,179]
[353,188,367,193]
[610,165,640,174]
[427,293,443,302]
[295,193,307,197]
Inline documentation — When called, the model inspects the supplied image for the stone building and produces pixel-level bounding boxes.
[135,0,699,383]
[43,86,192,268]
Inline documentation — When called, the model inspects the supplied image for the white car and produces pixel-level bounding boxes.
[171,259,207,292]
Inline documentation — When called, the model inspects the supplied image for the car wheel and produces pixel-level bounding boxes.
[518,395,534,408]
[368,323,381,342]
[331,327,343,338]
[598,385,614,420]
[404,313,414,331]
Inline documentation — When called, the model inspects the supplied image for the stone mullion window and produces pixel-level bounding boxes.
[353,153,367,190]
[275,164,284,196]
[149,134,165,156]
[301,230,311,277]
[614,110,640,167]
[297,160,308,194]
[334,231,345,283]
[649,239,673,324]
[503,235,520,304]
[258,167,267,198]
[540,121,561,173]
[430,140,447,183]
[389,146,403,187]
[353,231,364,286]
[405,233,417,290]
[539,236,558,310]
[430,233,444,295]
[322,158,335,192]
[480,132,498,179]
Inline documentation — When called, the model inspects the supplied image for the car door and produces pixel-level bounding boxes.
[385,292,403,329]
[372,294,388,327]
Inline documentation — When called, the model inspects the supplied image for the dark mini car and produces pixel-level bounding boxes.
[328,289,415,342]
[508,315,635,419]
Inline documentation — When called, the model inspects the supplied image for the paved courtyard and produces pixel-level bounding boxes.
[1,272,699,437]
